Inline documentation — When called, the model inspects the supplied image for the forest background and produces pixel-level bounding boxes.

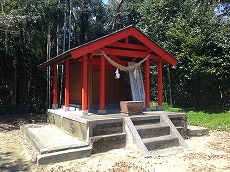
[0,0,229,114]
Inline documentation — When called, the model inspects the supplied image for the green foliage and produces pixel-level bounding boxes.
[186,110,230,131]
[162,103,184,113]
[162,103,230,131]
[0,0,109,114]
[138,0,230,108]
[0,0,63,114]
[0,0,229,114]
[106,0,143,31]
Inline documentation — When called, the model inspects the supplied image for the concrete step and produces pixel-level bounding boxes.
[142,135,179,151]
[167,114,187,128]
[90,133,126,154]
[37,146,92,165]
[187,125,209,136]
[92,121,123,136]
[135,123,170,139]
[176,127,187,139]
[130,115,160,126]
[20,124,92,165]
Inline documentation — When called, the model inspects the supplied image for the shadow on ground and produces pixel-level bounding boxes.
[0,152,31,171]
[0,113,46,132]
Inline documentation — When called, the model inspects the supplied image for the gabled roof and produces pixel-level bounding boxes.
[39,25,177,68]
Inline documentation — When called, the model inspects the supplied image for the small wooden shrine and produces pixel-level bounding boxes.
[39,26,177,114]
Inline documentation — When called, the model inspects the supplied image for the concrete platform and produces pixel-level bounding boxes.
[20,124,92,165]
[187,125,209,136]
[21,109,190,164]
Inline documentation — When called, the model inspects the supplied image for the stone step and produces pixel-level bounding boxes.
[176,127,187,139]
[37,146,92,165]
[187,125,209,136]
[90,133,126,154]
[92,121,123,136]
[130,115,160,126]
[142,135,179,151]
[167,114,187,128]
[135,123,170,139]
[20,124,92,165]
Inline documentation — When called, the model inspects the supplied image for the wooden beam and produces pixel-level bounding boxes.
[107,55,127,65]
[102,48,147,58]
[71,27,136,59]
[107,42,148,51]
[150,55,161,60]
[130,27,177,66]
[40,26,177,69]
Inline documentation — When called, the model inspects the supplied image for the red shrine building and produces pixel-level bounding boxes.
[39,26,177,114]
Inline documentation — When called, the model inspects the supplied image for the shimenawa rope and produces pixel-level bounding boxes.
[99,49,151,71]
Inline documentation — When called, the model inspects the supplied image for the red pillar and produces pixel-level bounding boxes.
[52,64,58,108]
[157,58,163,110]
[99,55,105,114]
[65,59,70,110]
[145,58,150,110]
[82,55,88,111]
[88,57,92,110]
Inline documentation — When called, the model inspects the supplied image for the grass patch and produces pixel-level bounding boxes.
[150,102,230,131]
[185,110,230,131]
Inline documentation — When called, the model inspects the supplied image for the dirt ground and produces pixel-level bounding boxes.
[0,114,229,172]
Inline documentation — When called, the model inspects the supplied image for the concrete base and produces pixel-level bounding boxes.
[98,109,106,115]
[45,109,189,160]
[88,109,94,113]
[20,124,92,165]
[52,104,58,109]
[187,125,209,137]
[156,106,163,111]
[90,133,126,154]
[82,110,88,115]
[144,107,151,112]
[64,106,70,111]
[37,146,92,165]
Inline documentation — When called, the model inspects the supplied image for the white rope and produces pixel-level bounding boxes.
[99,49,151,71]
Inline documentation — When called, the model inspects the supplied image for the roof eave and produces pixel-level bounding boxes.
[38,52,71,69]
[38,25,178,68]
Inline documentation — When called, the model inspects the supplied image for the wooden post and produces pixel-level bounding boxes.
[145,58,150,111]
[157,58,163,111]
[99,55,106,114]
[82,55,88,112]
[52,64,58,109]
[65,59,70,111]
[88,57,92,111]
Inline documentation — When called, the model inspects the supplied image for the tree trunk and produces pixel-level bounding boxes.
[167,64,172,106]
[59,0,67,107]
[112,0,125,31]
[69,0,72,50]
[47,26,51,109]
[5,29,8,57]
